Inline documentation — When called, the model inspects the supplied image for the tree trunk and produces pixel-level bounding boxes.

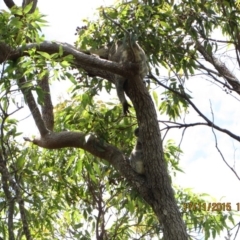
[126,72,188,239]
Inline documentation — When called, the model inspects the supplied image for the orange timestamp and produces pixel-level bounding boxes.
[182,202,235,211]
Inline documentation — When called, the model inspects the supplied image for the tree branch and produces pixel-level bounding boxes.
[4,0,38,14]
[24,131,155,207]
[150,73,240,142]
[0,42,12,63]
[196,40,240,95]
[3,0,16,9]
[6,41,132,79]
[17,194,32,240]
[0,153,32,239]
[196,60,234,92]
[0,41,138,89]
[160,120,209,131]
[209,102,240,181]
[18,76,49,136]
[0,159,15,240]
[38,73,54,131]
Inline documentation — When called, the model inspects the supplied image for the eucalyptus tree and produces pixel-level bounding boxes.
[0,0,238,239]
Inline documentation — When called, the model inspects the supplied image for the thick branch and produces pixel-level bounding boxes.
[24,131,155,206]
[0,41,139,96]
[7,41,131,79]
[196,41,240,94]
[18,76,49,136]
[3,0,16,9]
[38,73,54,131]
[77,63,116,84]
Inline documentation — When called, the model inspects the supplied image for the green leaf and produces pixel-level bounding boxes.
[16,156,25,169]
[23,2,33,14]
[152,90,158,106]
[37,51,51,59]
[60,60,70,67]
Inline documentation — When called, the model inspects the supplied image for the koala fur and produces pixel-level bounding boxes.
[129,128,144,174]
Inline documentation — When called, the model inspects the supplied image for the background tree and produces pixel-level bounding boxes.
[0,0,239,239]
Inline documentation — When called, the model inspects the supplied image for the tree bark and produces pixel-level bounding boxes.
[126,73,188,239]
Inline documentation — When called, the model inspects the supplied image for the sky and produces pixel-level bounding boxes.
[1,1,240,239]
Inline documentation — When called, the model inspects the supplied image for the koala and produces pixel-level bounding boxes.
[129,128,144,174]
[76,22,148,114]
[82,39,148,114]
[108,41,148,114]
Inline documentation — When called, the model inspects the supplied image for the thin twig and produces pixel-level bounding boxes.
[209,101,240,181]
[150,72,240,142]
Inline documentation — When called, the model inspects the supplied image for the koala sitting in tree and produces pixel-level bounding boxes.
[129,127,144,174]
[76,19,148,114]
[87,40,148,114]
[108,41,148,114]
